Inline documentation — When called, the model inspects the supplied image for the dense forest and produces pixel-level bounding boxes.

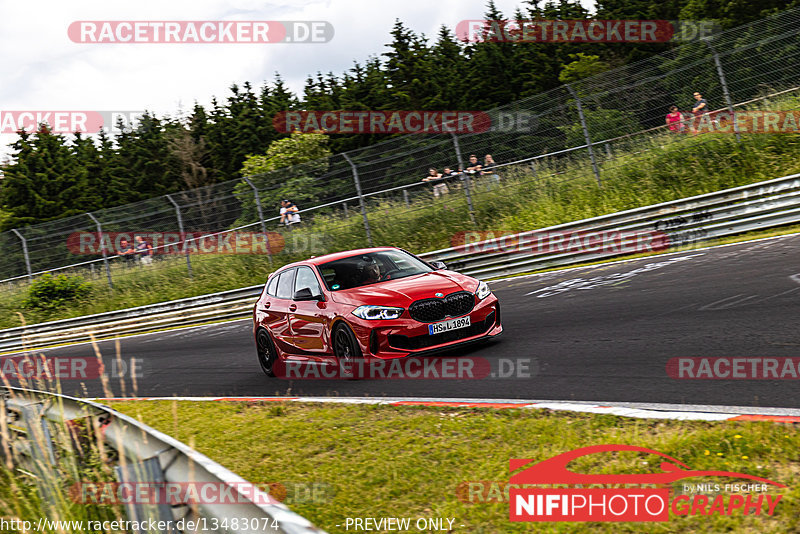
[1,0,798,231]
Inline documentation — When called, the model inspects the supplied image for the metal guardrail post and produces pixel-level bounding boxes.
[166,194,193,279]
[3,387,327,534]
[10,229,32,282]
[450,133,476,225]
[565,84,602,187]
[242,177,273,267]
[342,153,373,247]
[704,38,741,143]
[87,212,113,289]
[116,457,178,533]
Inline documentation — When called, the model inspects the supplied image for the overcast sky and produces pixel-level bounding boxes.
[0,0,596,160]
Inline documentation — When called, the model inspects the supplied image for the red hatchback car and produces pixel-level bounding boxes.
[252,247,502,377]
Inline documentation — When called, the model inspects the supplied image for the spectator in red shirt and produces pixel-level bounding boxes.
[666,106,684,132]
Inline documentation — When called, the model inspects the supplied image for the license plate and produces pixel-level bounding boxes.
[428,316,471,335]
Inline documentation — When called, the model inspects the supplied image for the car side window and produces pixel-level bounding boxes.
[276,269,296,299]
[294,266,322,297]
[265,274,279,297]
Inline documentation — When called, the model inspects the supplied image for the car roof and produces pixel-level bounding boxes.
[274,247,400,272]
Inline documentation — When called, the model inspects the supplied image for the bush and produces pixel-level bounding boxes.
[23,273,92,310]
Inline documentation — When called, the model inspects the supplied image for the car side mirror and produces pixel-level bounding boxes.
[293,287,324,301]
[430,261,447,270]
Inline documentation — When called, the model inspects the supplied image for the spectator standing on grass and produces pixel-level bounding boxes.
[690,91,708,133]
[422,167,449,198]
[442,167,458,177]
[118,238,135,263]
[666,106,684,132]
[279,199,301,226]
[483,154,500,185]
[464,154,482,178]
[135,235,154,265]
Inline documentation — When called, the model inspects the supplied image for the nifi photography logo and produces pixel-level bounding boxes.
[508,445,784,522]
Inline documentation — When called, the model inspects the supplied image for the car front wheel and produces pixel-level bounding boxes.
[333,322,362,377]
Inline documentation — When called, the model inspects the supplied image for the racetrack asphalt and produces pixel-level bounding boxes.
[4,233,800,408]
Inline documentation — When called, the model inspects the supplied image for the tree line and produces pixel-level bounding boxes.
[1,0,797,231]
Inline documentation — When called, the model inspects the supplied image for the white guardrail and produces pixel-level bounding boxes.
[0,386,326,534]
[2,172,799,354]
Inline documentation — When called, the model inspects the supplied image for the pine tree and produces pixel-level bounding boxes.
[0,126,91,229]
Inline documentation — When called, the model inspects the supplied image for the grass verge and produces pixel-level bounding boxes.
[110,400,800,534]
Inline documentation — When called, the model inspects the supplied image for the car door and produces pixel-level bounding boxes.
[288,266,330,357]
[262,267,295,354]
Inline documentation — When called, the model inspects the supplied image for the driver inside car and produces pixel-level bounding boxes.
[361,259,382,284]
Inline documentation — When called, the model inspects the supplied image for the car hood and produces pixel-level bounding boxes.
[330,270,479,306]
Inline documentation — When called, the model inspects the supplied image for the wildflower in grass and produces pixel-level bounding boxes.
[704,450,710,455]
[741,456,749,460]
[734,434,742,439]
[717,453,724,456]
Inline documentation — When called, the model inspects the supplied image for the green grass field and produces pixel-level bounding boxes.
[107,400,800,534]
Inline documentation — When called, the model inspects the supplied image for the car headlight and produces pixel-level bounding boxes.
[352,305,405,320]
[475,281,491,300]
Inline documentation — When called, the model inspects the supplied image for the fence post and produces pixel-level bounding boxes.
[165,195,193,279]
[86,212,113,289]
[450,133,476,225]
[341,153,373,247]
[10,229,32,282]
[565,84,602,187]
[342,202,348,217]
[242,177,273,267]
[704,38,741,143]
[403,189,410,207]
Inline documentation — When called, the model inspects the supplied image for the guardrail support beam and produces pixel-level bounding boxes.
[242,178,273,267]
[10,229,32,282]
[566,84,602,187]
[450,133,477,225]
[165,195,193,279]
[87,213,113,289]
[342,153,373,247]
[704,39,741,143]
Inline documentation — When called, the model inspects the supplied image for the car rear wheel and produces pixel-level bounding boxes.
[333,323,362,376]
[256,329,278,377]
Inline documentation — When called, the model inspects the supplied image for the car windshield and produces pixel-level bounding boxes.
[317,250,433,291]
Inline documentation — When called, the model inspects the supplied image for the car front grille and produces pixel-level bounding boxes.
[408,291,475,323]
[388,310,496,351]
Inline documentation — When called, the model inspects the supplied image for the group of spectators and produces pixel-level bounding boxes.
[279,199,301,226]
[665,91,710,133]
[117,236,154,265]
[421,154,500,198]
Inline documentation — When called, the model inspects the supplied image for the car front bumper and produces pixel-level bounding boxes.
[346,295,502,358]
